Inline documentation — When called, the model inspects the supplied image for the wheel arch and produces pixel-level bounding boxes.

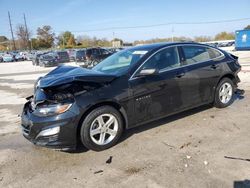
[76,101,128,141]
[217,73,237,87]
[212,73,237,102]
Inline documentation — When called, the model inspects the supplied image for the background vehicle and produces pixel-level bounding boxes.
[13,53,25,61]
[2,53,14,62]
[52,51,70,63]
[68,49,76,61]
[38,53,58,67]
[0,53,3,62]
[26,53,34,61]
[85,48,113,67]
[74,49,88,67]
[32,53,46,66]
[21,42,241,151]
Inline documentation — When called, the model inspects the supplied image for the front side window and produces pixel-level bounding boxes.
[140,47,180,71]
[182,46,211,65]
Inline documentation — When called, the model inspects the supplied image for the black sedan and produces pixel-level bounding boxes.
[21,42,241,151]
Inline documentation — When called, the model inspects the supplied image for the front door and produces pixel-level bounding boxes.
[129,46,186,125]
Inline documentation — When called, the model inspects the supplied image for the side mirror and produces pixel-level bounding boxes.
[137,68,159,77]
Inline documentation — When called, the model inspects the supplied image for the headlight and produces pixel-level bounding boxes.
[34,77,42,92]
[33,103,72,117]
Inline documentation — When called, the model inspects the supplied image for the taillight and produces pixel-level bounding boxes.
[229,53,240,66]
[229,53,238,60]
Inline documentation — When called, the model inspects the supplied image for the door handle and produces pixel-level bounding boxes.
[210,64,219,69]
[176,72,185,78]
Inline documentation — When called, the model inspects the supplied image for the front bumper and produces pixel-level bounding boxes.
[21,101,80,150]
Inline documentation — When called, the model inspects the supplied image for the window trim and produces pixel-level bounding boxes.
[129,44,224,80]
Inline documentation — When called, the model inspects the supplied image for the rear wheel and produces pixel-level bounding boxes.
[214,78,235,108]
[80,106,123,151]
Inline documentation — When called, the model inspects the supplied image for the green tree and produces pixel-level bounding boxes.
[67,35,76,47]
[244,25,250,30]
[0,36,8,43]
[30,38,39,50]
[194,36,212,42]
[36,25,55,48]
[0,36,9,50]
[214,32,235,40]
[58,31,76,48]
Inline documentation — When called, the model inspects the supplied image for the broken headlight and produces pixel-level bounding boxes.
[33,103,72,117]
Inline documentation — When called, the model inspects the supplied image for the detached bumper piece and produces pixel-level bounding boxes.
[235,89,245,96]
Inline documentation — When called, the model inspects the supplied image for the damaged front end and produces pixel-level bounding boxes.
[21,65,116,150]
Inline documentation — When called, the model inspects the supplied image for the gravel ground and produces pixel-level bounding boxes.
[0,57,250,188]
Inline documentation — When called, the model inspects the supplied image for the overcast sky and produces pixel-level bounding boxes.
[0,0,250,42]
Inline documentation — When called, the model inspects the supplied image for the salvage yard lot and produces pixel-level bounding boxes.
[0,55,250,187]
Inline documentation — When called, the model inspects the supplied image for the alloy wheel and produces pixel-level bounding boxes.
[219,82,233,104]
[90,114,118,145]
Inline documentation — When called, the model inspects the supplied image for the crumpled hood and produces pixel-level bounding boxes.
[39,65,117,88]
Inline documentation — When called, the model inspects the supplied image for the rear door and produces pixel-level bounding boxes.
[179,45,224,106]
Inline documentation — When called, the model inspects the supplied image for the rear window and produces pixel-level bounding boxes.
[57,52,68,57]
[100,49,110,55]
[182,45,210,65]
[76,50,85,56]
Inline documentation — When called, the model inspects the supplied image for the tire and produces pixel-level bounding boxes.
[80,106,123,151]
[214,78,235,108]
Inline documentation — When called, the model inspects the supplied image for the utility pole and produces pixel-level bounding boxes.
[171,25,174,42]
[23,13,31,51]
[8,11,16,51]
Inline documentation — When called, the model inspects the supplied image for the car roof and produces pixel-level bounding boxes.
[129,42,205,51]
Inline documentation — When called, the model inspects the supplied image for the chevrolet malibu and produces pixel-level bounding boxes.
[21,42,241,151]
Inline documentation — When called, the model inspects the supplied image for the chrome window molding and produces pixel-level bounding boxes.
[129,44,225,81]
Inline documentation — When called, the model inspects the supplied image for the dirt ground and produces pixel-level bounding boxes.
[0,54,250,188]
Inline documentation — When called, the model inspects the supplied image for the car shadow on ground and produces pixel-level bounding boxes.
[121,92,245,144]
[70,104,213,154]
[68,93,245,154]
[119,104,212,144]
[234,179,250,188]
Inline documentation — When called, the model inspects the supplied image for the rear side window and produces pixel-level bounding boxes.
[182,46,210,65]
[92,49,100,55]
[207,48,223,59]
[141,47,180,71]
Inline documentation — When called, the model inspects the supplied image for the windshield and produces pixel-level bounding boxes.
[92,49,148,75]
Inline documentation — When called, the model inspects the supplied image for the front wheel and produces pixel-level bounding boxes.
[80,106,123,151]
[214,78,235,108]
